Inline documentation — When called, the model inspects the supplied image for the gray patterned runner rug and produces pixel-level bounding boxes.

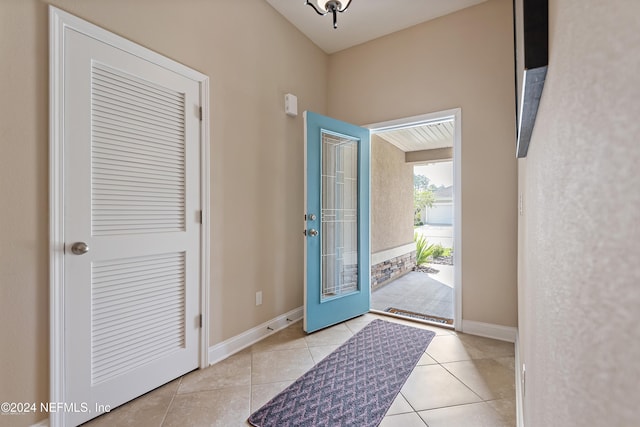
[248,318,436,427]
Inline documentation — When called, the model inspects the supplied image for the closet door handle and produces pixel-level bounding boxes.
[71,242,89,255]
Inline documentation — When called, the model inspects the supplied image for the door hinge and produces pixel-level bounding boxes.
[198,314,203,328]
[199,106,203,121]
[199,210,203,224]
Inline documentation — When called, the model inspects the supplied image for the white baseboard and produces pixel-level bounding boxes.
[461,320,517,343]
[208,306,304,365]
[30,419,49,427]
[515,331,524,427]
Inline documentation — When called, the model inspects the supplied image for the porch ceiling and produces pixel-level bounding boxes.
[376,120,454,152]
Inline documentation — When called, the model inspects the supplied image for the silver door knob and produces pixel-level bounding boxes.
[308,229,318,237]
[71,242,89,255]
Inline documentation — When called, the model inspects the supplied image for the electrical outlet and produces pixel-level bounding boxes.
[255,291,262,306]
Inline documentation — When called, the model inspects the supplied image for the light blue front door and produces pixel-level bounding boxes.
[304,111,370,333]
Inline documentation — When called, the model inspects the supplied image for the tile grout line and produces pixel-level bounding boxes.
[399,357,487,419]
[385,347,436,425]
[159,376,182,427]
[436,351,516,403]
[393,390,430,426]
[443,358,506,422]
[438,360,491,402]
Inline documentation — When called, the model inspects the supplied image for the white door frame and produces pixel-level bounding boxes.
[366,108,462,330]
[49,7,210,426]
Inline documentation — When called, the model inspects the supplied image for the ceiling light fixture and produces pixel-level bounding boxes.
[305,0,352,29]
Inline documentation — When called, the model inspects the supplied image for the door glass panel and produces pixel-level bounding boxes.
[321,131,359,301]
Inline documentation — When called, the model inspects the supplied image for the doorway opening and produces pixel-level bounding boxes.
[410,161,454,324]
[366,109,461,330]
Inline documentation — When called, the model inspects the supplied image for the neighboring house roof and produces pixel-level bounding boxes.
[432,185,453,201]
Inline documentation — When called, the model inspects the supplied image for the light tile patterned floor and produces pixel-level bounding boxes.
[83,313,516,427]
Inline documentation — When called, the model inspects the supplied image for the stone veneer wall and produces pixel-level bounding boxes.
[371,251,416,290]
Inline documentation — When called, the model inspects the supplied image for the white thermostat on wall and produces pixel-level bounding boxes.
[285,93,298,117]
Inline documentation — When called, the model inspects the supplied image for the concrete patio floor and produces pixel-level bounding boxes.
[371,270,454,321]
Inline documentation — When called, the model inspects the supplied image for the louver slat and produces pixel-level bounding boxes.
[91,62,186,236]
[91,252,186,385]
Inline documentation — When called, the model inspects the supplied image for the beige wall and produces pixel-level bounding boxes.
[0,2,50,425]
[0,0,327,425]
[518,0,640,425]
[328,0,518,327]
[371,135,414,253]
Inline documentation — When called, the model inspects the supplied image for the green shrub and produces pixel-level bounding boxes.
[432,244,445,258]
[414,232,435,266]
[431,244,453,258]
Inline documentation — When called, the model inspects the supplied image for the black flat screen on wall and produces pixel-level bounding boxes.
[514,0,548,158]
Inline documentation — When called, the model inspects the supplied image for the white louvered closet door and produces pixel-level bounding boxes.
[64,28,201,426]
